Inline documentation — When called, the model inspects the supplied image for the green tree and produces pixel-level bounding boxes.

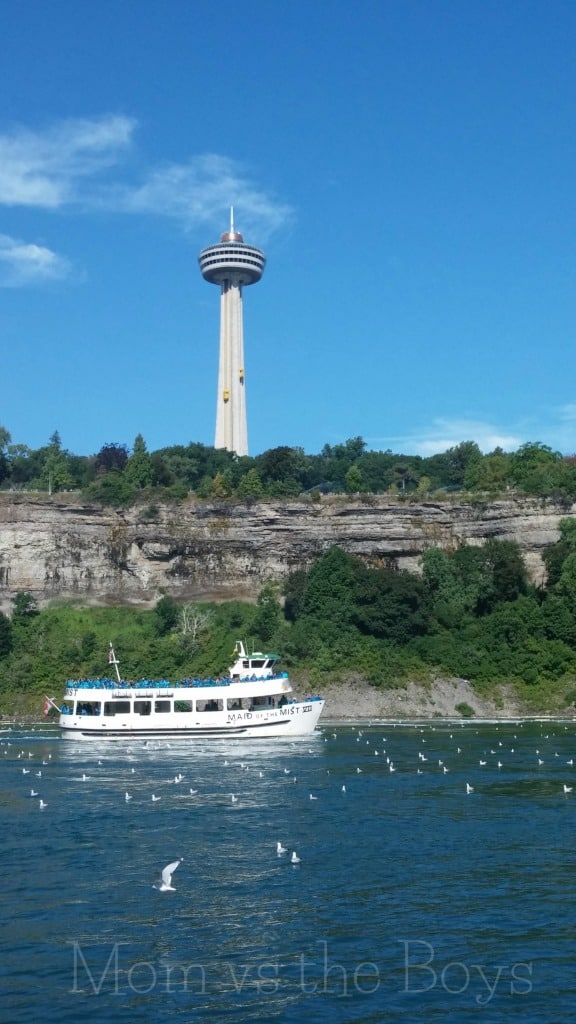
[153,596,180,636]
[299,547,360,633]
[252,584,282,643]
[0,426,11,485]
[345,465,364,494]
[543,518,576,589]
[210,471,234,499]
[352,565,430,642]
[464,448,511,491]
[509,442,561,494]
[125,434,153,489]
[0,611,12,657]
[283,570,308,623]
[42,432,73,493]
[237,468,265,500]
[11,592,39,622]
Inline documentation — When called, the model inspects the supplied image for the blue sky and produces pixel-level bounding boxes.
[1,0,575,459]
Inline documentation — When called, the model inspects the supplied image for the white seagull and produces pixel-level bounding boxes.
[276,841,287,855]
[290,851,301,864]
[154,858,182,892]
[466,783,474,794]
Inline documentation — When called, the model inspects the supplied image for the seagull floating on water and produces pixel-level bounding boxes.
[154,858,182,892]
[276,841,287,855]
[563,784,573,794]
[466,783,474,794]
[39,799,47,809]
[290,851,301,864]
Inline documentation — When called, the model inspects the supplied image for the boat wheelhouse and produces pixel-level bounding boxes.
[56,642,324,740]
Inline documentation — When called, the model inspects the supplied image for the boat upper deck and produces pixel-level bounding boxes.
[65,671,290,692]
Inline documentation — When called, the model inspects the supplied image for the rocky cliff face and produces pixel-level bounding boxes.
[0,493,572,612]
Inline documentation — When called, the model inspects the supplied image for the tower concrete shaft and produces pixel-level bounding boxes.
[198,213,265,457]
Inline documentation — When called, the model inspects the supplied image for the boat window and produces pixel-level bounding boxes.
[250,696,271,709]
[155,700,171,713]
[197,699,223,712]
[134,700,152,716]
[174,700,193,712]
[251,660,265,668]
[103,700,131,716]
[77,701,101,716]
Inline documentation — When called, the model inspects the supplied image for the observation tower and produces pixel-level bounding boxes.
[198,210,266,457]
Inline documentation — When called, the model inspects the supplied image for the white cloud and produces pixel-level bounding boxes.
[0,117,292,239]
[0,234,71,287]
[558,404,576,424]
[372,418,522,456]
[99,153,293,240]
[0,115,135,208]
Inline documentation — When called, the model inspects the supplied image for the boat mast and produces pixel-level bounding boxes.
[108,643,121,683]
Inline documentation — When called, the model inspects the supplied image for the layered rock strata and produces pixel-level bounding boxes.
[0,494,571,612]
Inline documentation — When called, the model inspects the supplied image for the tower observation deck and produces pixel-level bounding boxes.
[198,211,266,457]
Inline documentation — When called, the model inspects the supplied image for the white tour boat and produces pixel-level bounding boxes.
[54,642,324,740]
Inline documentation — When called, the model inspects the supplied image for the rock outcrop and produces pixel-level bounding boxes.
[0,493,572,612]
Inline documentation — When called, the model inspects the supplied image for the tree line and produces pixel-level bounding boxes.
[2,522,576,714]
[1,426,576,505]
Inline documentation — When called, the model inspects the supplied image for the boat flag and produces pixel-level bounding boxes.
[43,695,61,716]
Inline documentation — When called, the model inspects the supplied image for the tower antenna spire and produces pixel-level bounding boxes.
[230,205,235,234]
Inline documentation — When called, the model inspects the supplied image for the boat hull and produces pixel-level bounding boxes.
[59,699,324,741]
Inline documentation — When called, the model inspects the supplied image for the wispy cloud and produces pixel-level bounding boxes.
[0,234,72,287]
[0,116,292,239]
[110,153,292,241]
[370,418,522,456]
[0,115,135,208]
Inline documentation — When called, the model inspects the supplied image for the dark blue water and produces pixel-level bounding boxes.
[2,719,575,1022]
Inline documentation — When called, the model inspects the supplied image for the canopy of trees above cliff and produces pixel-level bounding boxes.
[1,426,575,506]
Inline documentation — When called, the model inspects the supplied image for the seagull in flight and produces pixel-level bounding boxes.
[154,858,182,892]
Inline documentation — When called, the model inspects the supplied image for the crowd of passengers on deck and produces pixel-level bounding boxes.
[65,673,288,690]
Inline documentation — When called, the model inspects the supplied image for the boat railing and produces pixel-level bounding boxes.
[65,672,289,691]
